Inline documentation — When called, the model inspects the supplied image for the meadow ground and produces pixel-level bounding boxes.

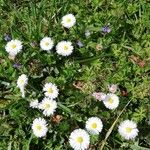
[0,0,150,149]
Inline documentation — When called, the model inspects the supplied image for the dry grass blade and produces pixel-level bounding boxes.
[99,100,132,150]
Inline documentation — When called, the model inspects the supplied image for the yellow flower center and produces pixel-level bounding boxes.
[36,125,42,130]
[45,42,49,46]
[108,97,113,104]
[44,103,50,109]
[91,123,97,129]
[66,18,71,23]
[126,127,132,133]
[76,137,83,144]
[48,88,53,94]
[64,45,68,51]
[11,44,17,49]
[20,79,24,84]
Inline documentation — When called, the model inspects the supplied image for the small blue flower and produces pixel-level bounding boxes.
[76,40,84,48]
[4,34,12,42]
[102,26,111,33]
[13,63,21,69]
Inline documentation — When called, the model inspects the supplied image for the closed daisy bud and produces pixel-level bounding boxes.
[32,117,48,138]
[30,99,39,108]
[108,84,117,93]
[85,30,90,37]
[61,14,76,28]
[92,92,106,101]
[17,74,28,98]
[40,37,54,51]
[56,41,73,56]
[38,97,57,116]
[43,83,59,99]
[5,39,23,58]
[85,117,103,135]
[103,93,119,110]
[69,129,90,150]
[118,120,139,140]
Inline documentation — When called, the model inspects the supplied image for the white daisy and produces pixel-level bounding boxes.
[5,39,23,57]
[61,14,76,28]
[85,117,103,135]
[40,37,54,51]
[103,93,119,110]
[17,74,28,98]
[38,97,57,116]
[69,129,90,150]
[118,120,139,140]
[43,82,59,99]
[32,117,48,138]
[56,41,73,56]
[30,99,39,108]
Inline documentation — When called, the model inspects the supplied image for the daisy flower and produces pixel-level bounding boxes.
[69,129,90,150]
[40,37,54,51]
[85,117,103,135]
[38,97,57,116]
[30,99,39,108]
[43,83,59,99]
[108,84,117,93]
[118,120,139,140]
[61,14,76,28]
[5,39,23,58]
[32,117,48,138]
[56,41,73,56]
[17,74,28,98]
[103,93,119,110]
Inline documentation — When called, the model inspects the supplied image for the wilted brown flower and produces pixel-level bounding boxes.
[51,115,63,123]
[96,44,103,51]
[138,61,145,68]
[129,55,145,68]
[73,80,84,90]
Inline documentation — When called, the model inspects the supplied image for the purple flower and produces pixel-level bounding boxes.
[76,40,84,48]
[102,26,111,33]
[4,34,12,42]
[13,63,21,69]
[30,41,37,48]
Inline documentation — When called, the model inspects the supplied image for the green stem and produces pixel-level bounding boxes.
[74,53,112,63]
[58,102,72,114]
[26,133,33,150]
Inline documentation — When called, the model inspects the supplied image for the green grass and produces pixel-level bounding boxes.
[0,0,150,149]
